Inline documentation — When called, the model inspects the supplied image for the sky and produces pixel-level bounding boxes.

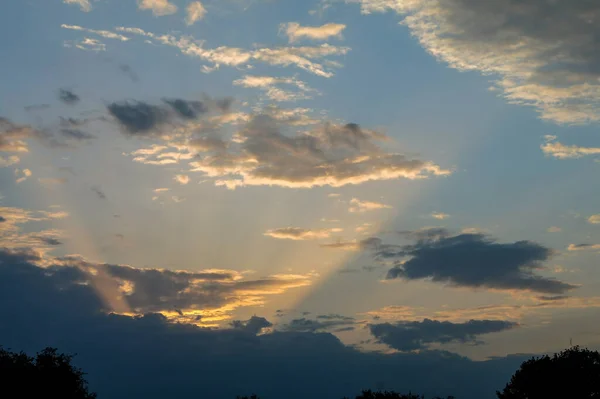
[1,0,600,398]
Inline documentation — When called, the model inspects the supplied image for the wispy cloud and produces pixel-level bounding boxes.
[348,198,392,213]
[541,136,600,159]
[588,215,600,225]
[115,26,350,77]
[137,0,178,16]
[264,227,343,240]
[233,75,319,102]
[281,22,346,43]
[431,212,450,220]
[61,24,129,41]
[174,174,190,185]
[186,1,207,25]
[568,243,600,252]
[63,0,92,12]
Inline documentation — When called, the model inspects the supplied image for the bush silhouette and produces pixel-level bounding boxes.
[0,347,96,398]
[497,346,600,399]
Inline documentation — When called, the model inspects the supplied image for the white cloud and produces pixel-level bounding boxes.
[174,174,190,185]
[281,22,346,43]
[154,188,170,193]
[431,212,450,220]
[588,215,600,225]
[61,24,129,41]
[348,198,392,213]
[138,0,178,16]
[343,0,600,124]
[63,0,92,12]
[186,1,207,25]
[116,27,350,77]
[541,136,600,159]
[64,37,106,52]
[233,75,319,102]
[264,227,343,240]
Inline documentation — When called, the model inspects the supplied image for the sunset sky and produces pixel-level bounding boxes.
[1,1,600,398]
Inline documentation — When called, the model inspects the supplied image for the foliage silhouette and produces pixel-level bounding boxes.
[343,390,455,399]
[0,346,96,398]
[497,346,600,399]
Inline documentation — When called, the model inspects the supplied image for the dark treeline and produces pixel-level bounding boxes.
[1,346,599,399]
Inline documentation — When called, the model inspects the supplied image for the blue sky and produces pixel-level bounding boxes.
[1,0,600,397]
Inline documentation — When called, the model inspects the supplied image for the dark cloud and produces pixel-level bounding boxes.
[281,314,357,333]
[107,97,231,136]
[355,0,600,124]
[369,319,517,352]
[58,89,80,105]
[0,216,6,223]
[107,101,170,135]
[91,186,107,200]
[60,129,96,141]
[231,316,273,334]
[34,236,63,246]
[383,229,576,294]
[162,98,208,119]
[0,249,528,399]
[118,64,139,82]
[190,116,450,189]
[24,104,51,112]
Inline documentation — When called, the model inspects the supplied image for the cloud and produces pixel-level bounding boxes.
[174,174,190,185]
[567,243,600,252]
[107,97,231,137]
[541,136,600,159]
[186,1,207,25]
[107,101,170,135]
[154,188,170,193]
[91,186,107,200]
[115,26,350,77]
[118,64,139,82]
[190,117,450,189]
[0,247,530,399]
[0,117,44,153]
[61,25,129,42]
[348,198,392,213]
[384,229,576,294]
[231,316,273,334]
[15,168,32,184]
[369,319,517,352]
[233,75,319,102]
[0,207,68,253]
[589,215,600,225]
[366,295,600,324]
[547,226,562,233]
[320,237,382,251]
[138,0,178,16]
[431,212,450,220]
[281,22,346,43]
[64,37,106,52]
[0,155,20,168]
[63,0,91,12]
[264,227,343,240]
[344,0,600,124]
[281,314,357,333]
[57,88,80,105]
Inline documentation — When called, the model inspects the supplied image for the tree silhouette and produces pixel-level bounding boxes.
[343,390,454,399]
[497,346,600,399]
[0,347,96,398]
